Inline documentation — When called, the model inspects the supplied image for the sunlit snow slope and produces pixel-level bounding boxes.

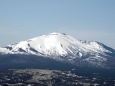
[0,32,115,65]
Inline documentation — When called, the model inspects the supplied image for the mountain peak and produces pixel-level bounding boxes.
[0,32,115,68]
[0,32,115,59]
[49,32,66,35]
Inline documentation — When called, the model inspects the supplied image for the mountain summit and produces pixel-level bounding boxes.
[0,32,115,68]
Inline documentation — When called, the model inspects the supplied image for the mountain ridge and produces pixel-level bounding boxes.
[0,32,115,68]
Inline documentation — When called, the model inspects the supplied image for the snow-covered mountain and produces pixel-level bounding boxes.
[0,32,115,68]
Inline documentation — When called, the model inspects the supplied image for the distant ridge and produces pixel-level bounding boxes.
[0,32,115,69]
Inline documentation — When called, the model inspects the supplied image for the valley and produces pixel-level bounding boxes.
[0,69,115,86]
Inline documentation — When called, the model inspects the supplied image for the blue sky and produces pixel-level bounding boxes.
[0,0,115,48]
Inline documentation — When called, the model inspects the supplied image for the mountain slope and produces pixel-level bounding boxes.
[0,32,115,68]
